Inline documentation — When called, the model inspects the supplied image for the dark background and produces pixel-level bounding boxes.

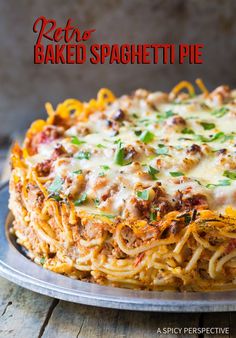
[1,0,236,135]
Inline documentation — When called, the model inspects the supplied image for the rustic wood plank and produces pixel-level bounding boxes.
[200,312,230,338]
[42,300,200,338]
[229,312,236,338]
[0,277,55,338]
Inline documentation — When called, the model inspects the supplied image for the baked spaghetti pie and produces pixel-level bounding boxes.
[9,80,236,291]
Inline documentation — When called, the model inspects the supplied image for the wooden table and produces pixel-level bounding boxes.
[0,139,235,338]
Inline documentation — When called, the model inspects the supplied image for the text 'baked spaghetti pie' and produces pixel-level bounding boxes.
[9,80,236,291]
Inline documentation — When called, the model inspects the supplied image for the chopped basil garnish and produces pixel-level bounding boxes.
[132,113,138,118]
[139,130,155,144]
[223,170,236,180]
[100,213,116,219]
[136,190,149,200]
[134,130,142,136]
[181,128,195,135]
[169,171,184,177]
[156,110,175,121]
[74,192,87,206]
[200,122,215,130]
[96,144,107,148]
[206,179,231,188]
[200,103,211,110]
[212,107,229,118]
[93,198,100,206]
[71,136,86,146]
[178,137,193,141]
[48,193,63,202]
[220,134,234,143]
[150,212,157,221]
[177,212,192,225]
[139,118,150,123]
[175,145,183,150]
[91,212,115,219]
[75,151,91,160]
[184,213,191,225]
[114,141,125,165]
[194,179,202,186]
[165,110,175,118]
[101,165,110,170]
[48,176,63,193]
[73,169,82,175]
[155,144,169,155]
[40,257,45,265]
[195,132,225,143]
[146,166,159,180]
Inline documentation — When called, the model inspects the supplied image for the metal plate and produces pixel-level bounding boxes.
[0,183,236,312]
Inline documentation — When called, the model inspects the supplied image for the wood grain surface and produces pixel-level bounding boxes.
[0,276,235,338]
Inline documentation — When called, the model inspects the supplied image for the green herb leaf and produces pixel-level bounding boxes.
[48,176,63,193]
[139,130,155,144]
[150,212,157,221]
[136,190,149,200]
[175,145,183,150]
[48,193,63,202]
[155,144,169,155]
[156,110,175,121]
[195,132,225,143]
[132,113,138,119]
[169,171,184,177]
[139,118,150,123]
[178,137,193,141]
[71,136,86,146]
[206,179,231,188]
[184,213,191,225]
[75,151,91,160]
[101,165,110,171]
[220,134,234,143]
[200,103,211,110]
[223,170,236,180]
[194,179,202,186]
[165,110,175,118]
[73,169,82,175]
[96,144,107,148]
[93,198,100,207]
[177,212,192,225]
[212,107,229,118]
[114,142,125,165]
[98,172,105,177]
[99,213,116,219]
[181,128,195,135]
[200,122,215,130]
[134,130,142,136]
[74,192,87,206]
[40,257,45,265]
[147,166,159,180]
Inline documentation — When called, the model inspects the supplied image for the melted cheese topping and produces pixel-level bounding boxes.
[26,89,236,218]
